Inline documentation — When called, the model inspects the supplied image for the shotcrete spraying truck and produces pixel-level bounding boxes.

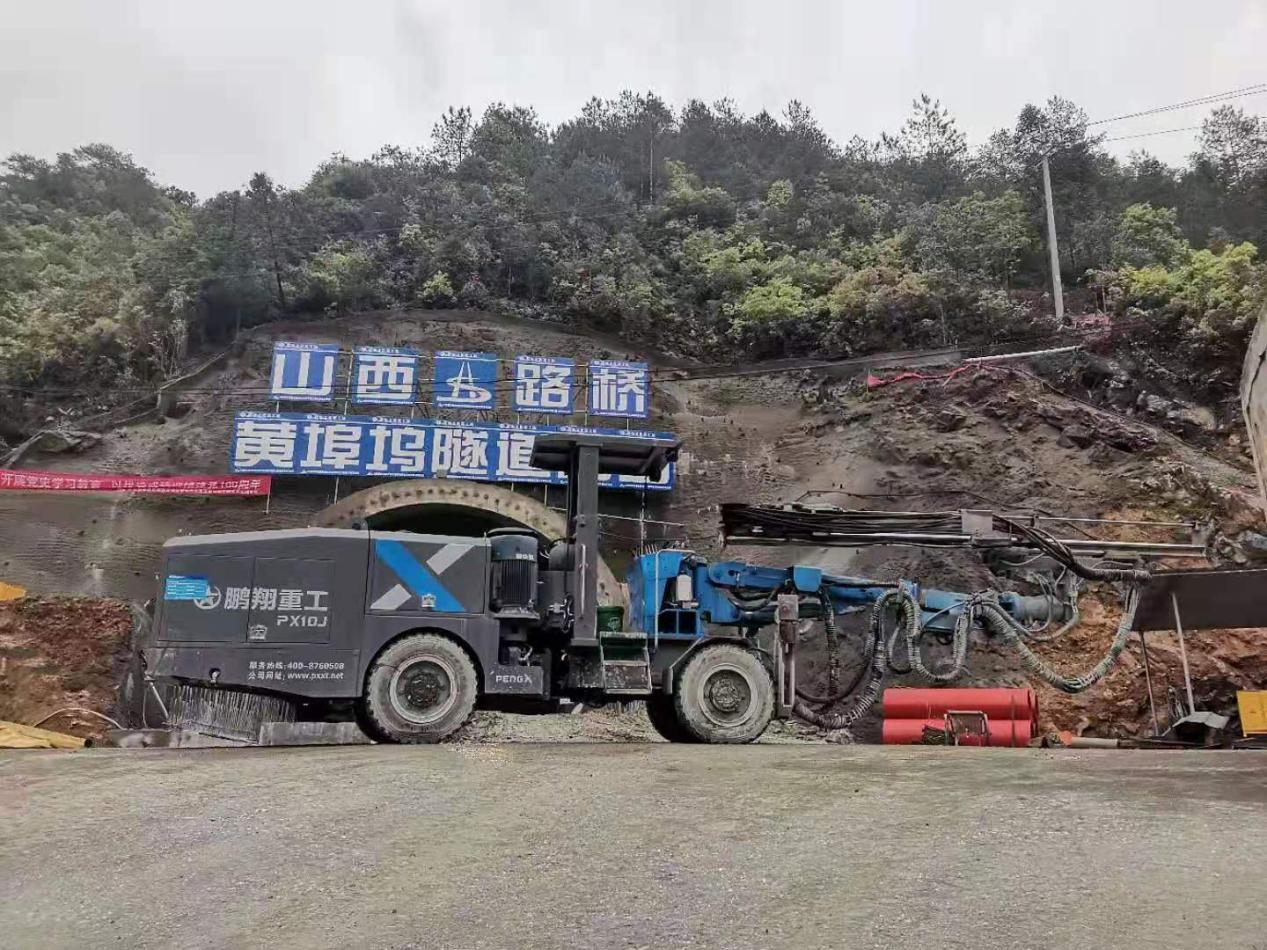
[141,434,1197,744]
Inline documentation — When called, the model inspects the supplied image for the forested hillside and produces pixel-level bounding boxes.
[2,93,1265,396]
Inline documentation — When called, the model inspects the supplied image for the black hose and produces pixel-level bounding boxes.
[794,597,874,704]
[791,579,1142,734]
[792,590,913,731]
[994,516,1150,583]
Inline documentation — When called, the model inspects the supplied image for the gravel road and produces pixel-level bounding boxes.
[3,744,1266,949]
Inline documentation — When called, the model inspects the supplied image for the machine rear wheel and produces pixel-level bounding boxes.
[673,644,774,744]
[362,634,478,743]
[644,693,699,743]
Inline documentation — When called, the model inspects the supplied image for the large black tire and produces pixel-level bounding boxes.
[644,693,698,743]
[673,644,774,744]
[115,604,151,728]
[362,634,478,743]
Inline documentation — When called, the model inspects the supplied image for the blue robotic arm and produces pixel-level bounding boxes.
[628,550,1064,641]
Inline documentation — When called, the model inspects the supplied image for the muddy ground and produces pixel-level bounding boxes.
[1,309,1265,740]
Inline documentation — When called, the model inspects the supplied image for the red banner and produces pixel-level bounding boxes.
[0,469,271,496]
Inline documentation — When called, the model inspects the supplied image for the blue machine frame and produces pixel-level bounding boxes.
[628,550,1044,648]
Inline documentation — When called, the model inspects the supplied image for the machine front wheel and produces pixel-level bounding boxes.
[362,634,478,743]
[644,693,699,743]
[673,644,774,744]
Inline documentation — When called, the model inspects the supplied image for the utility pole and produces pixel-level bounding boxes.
[1041,155,1065,324]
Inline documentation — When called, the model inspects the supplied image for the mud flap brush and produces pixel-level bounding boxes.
[163,684,297,744]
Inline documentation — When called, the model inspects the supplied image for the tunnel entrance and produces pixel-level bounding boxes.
[314,478,623,605]
[365,501,525,538]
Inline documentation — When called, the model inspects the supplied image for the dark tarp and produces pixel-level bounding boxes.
[1132,568,1267,632]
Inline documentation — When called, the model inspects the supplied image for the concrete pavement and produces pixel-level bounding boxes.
[2,744,1265,949]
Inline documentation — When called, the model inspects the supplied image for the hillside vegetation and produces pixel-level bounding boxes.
[2,93,1266,397]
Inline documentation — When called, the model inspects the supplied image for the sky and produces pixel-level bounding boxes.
[1,0,1265,198]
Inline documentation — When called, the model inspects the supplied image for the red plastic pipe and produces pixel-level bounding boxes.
[882,688,1038,726]
[881,717,1034,747]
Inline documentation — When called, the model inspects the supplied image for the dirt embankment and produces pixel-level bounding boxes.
[770,366,1266,737]
[0,596,134,738]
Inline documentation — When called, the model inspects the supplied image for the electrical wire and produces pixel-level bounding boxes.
[1101,125,1203,144]
[1087,82,1267,127]
[1031,81,1267,160]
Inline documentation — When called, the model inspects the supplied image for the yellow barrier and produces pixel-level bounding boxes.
[0,720,86,749]
[1237,691,1267,736]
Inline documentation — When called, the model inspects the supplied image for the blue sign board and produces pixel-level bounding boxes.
[164,575,210,601]
[352,346,420,405]
[230,411,674,491]
[433,350,498,410]
[269,342,340,402]
[588,359,649,418]
[512,355,575,414]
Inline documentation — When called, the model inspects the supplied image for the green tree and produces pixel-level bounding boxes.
[298,242,381,314]
[418,270,455,307]
[431,106,475,167]
[908,190,1034,283]
[1111,203,1189,268]
[660,161,736,228]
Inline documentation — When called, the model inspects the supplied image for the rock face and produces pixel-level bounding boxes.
[1058,423,1095,448]
[1242,308,1267,509]
[1137,392,1218,432]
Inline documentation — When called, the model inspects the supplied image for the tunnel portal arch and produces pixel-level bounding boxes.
[314,478,623,606]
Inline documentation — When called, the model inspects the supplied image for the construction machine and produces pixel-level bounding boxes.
[138,434,1201,744]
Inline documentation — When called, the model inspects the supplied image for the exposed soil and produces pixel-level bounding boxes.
[742,367,1267,739]
[0,595,134,738]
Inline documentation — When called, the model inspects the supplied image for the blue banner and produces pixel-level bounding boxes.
[230,411,675,491]
[512,355,575,414]
[352,346,420,405]
[433,350,498,410]
[588,359,649,418]
[269,342,340,402]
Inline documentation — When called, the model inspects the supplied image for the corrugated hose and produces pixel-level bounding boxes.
[793,580,1145,731]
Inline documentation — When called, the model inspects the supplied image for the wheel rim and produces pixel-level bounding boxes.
[695,662,757,728]
[389,657,458,725]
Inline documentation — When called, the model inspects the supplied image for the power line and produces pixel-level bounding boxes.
[1033,82,1267,160]
[1088,82,1267,127]
[1101,125,1203,144]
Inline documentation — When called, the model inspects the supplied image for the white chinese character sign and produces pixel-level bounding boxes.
[352,346,419,404]
[365,420,428,476]
[298,418,363,472]
[230,411,674,491]
[431,423,491,478]
[588,359,649,418]
[494,424,553,482]
[513,355,575,414]
[269,342,340,402]
[232,415,299,471]
[434,350,498,410]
